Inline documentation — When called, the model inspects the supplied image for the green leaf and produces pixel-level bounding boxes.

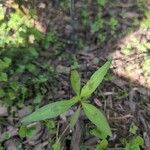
[26,63,36,73]
[52,140,61,150]
[71,69,81,95]
[21,97,78,123]
[4,57,11,66]
[125,136,144,150]
[27,127,37,138]
[18,126,36,138]
[70,107,81,129]
[135,136,144,145]
[96,139,108,150]
[0,57,11,71]
[91,20,104,33]
[18,126,27,138]
[33,93,44,104]
[90,128,103,139]
[80,60,111,98]
[0,73,8,82]
[97,0,107,6]
[0,89,5,97]
[129,125,138,135]
[82,102,112,139]
[46,120,55,132]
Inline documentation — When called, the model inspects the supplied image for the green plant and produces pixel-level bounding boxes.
[97,0,107,7]
[108,17,119,35]
[21,60,112,141]
[121,125,144,150]
[52,140,61,150]
[91,13,104,33]
[18,125,37,138]
[0,57,11,81]
[95,139,108,150]
[125,136,144,150]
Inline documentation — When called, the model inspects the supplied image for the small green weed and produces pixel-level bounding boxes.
[18,125,37,138]
[121,125,144,150]
[91,12,119,45]
[21,60,112,147]
[97,0,107,7]
[125,136,144,150]
[91,13,104,33]
[109,17,119,35]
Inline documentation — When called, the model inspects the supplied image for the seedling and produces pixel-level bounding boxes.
[21,60,112,139]
[125,136,144,150]
[120,125,144,150]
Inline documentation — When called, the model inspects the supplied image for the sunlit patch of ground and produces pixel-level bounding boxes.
[112,22,150,88]
[5,0,46,33]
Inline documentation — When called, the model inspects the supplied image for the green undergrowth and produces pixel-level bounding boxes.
[76,0,149,49]
[0,4,63,106]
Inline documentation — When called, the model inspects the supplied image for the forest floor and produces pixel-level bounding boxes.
[0,0,150,150]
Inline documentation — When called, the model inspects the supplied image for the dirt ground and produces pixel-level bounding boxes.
[0,0,150,149]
